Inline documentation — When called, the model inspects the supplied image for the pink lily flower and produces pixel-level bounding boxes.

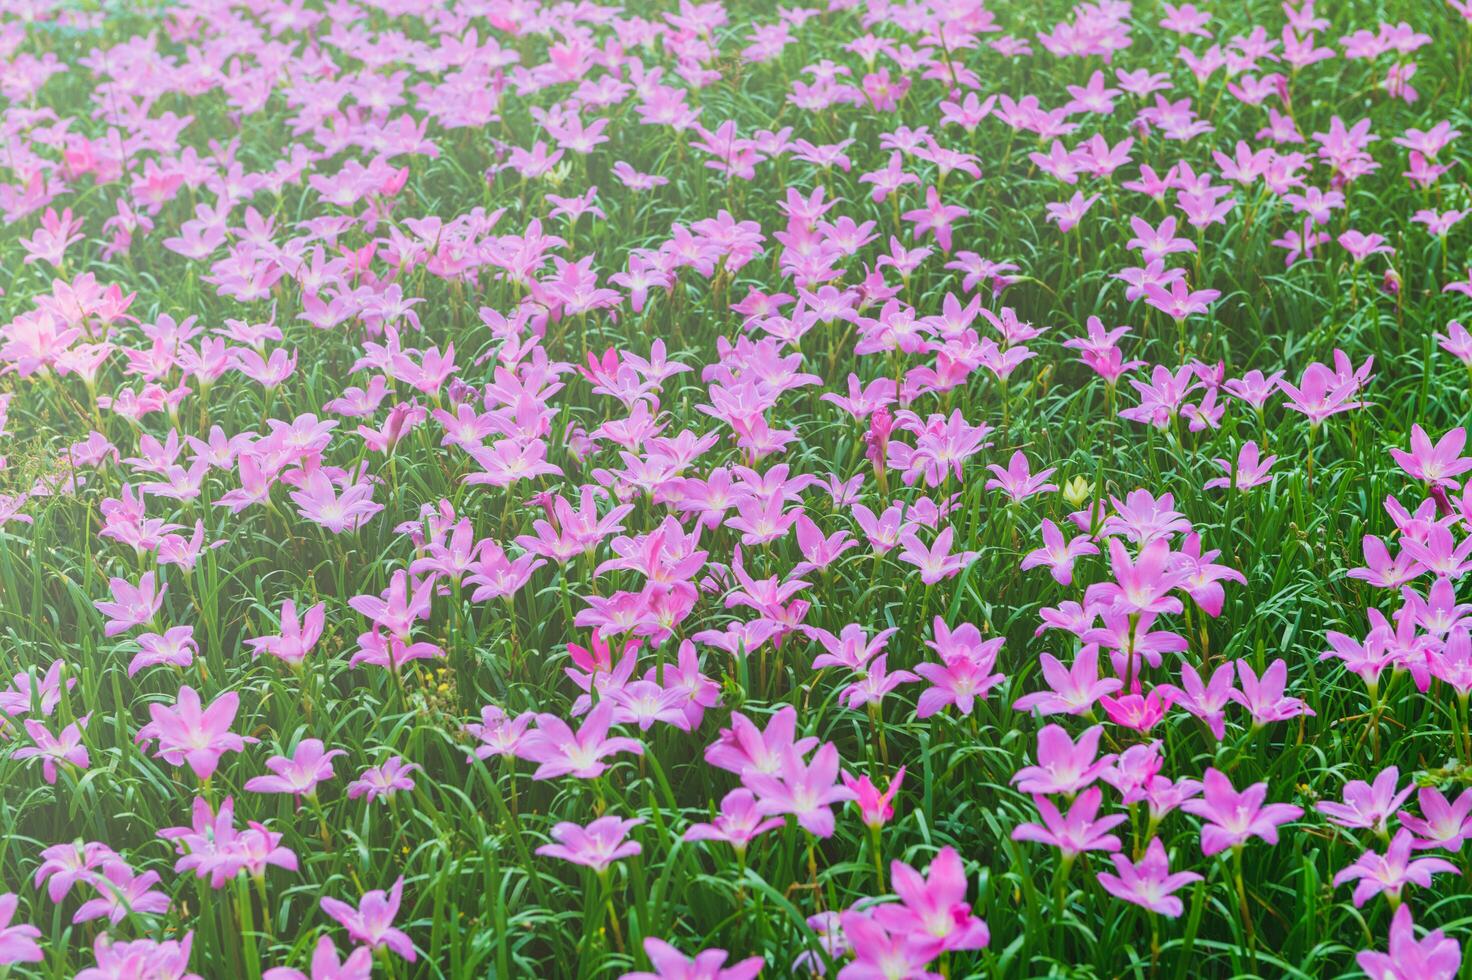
[1096,838,1203,917]
[320,877,416,962]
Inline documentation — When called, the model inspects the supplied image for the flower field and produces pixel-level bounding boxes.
[3,0,1472,976]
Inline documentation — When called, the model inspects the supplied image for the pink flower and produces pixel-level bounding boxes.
[1020,519,1099,586]
[264,936,374,980]
[744,742,856,838]
[1011,787,1125,858]
[683,788,784,854]
[346,756,419,803]
[621,937,763,980]
[1013,646,1122,716]
[33,841,114,903]
[129,626,198,676]
[1390,425,1472,488]
[74,862,171,925]
[0,894,42,965]
[901,186,968,252]
[463,705,534,762]
[95,571,166,636]
[1099,687,1173,733]
[320,877,416,962]
[1230,659,1313,725]
[135,687,249,780]
[76,933,199,980]
[517,701,643,780]
[1181,768,1302,855]
[1356,904,1461,979]
[1158,661,1235,740]
[1045,191,1100,233]
[1096,838,1202,917]
[13,715,89,783]
[1317,767,1413,835]
[1142,279,1219,321]
[705,706,818,778]
[1087,538,1186,617]
[245,600,326,666]
[1333,830,1458,907]
[838,654,918,710]
[537,816,644,873]
[1011,724,1115,796]
[245,739,345,800]
[897,526,978,585]
[874,846,989,957]
[1204,441,1277,491]
[843,767,905,829]
[985,451,1058,501]
[160,795,297,887]
[836,909,940,980]
[914,647,1006,719]
[1399,787,1472,851]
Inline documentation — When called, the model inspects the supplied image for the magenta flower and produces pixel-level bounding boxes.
[95,571,166,636]
[320,877,416,962]
[1013,646,1122,716]
[744,742,856,838]
[76,933,199,980]
[245,599,326,666]
[683,788,784,854]
[346,756,419,803]
[1011,787,1125,858]
[1096,838,1202,917]
[1181,768,1302,855]
[621,937,762,980]
[842,767,905,829]
[1390,425,1472,488]
[264,936,374,980]
[536,815,644,873]
[245,738,345,800]
[1333,829,1458,907]
[516,701,644,780]
[135,686,249,780]
[1317,767,1413,835]
[13,715,90,783]
[74,862,171,925]
[0,894,41,966]
[1011,724,1114,796]
[1399,787,1472,851]
[1356,904,1461,979]
[873,846,989,957]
